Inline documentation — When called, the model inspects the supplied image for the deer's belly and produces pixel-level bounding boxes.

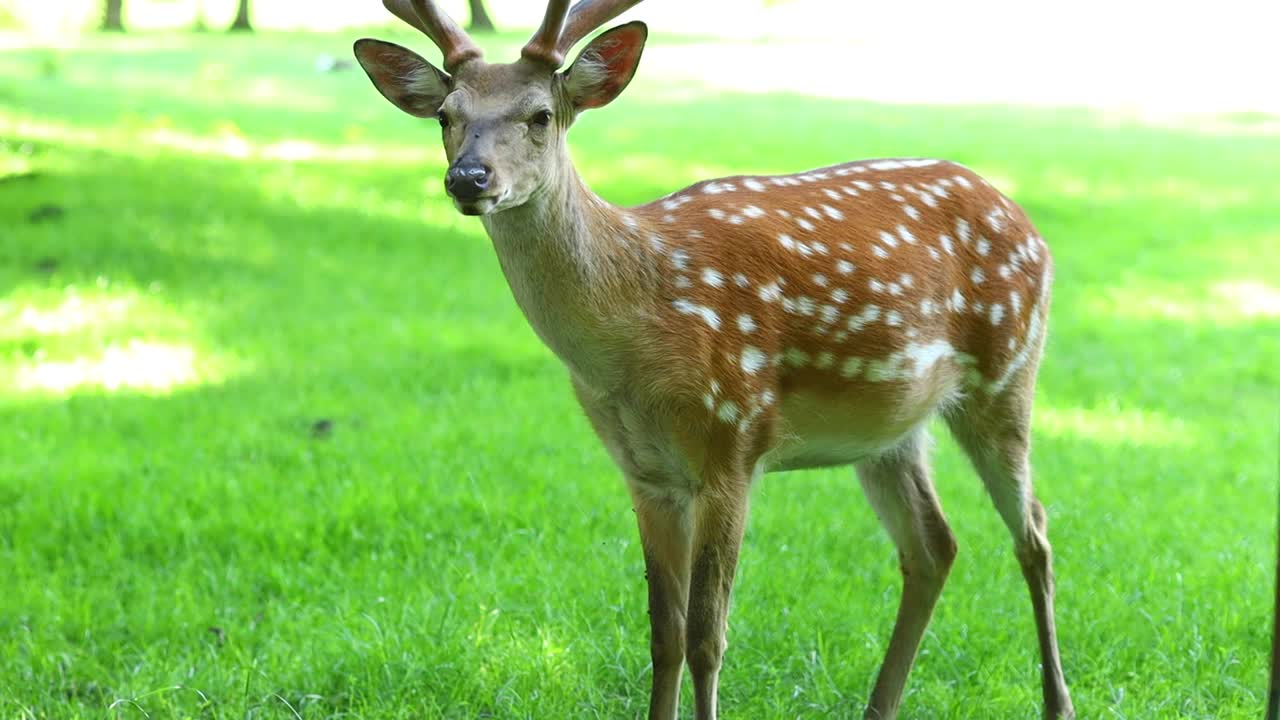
[764,380,959,471]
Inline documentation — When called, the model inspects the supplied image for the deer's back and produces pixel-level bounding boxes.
[608,159,1052,469]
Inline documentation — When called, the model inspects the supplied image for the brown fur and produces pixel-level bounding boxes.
[355,7,1074,718]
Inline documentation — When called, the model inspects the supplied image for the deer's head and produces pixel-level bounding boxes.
[354,0,646,216]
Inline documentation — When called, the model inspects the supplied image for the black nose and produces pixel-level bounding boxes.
[445,162,492,201]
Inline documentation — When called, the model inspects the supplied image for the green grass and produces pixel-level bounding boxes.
[2,30,1279,719]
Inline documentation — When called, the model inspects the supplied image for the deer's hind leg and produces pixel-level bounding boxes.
[857,429,958,720]
[945,377,1075,720]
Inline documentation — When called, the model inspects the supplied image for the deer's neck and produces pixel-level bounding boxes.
[481,161,654,389]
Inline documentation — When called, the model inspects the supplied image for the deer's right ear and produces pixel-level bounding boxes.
[353,38,451,119]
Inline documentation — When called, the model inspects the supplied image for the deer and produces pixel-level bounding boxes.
[352,1,1075,718]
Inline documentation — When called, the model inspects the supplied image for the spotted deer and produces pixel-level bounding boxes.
[354,1,1074,718]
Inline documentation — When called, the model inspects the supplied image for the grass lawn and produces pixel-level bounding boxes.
[2,29,1279,719]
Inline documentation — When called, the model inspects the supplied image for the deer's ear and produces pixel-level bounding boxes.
[563,21,647,111]
[353,38,451,119]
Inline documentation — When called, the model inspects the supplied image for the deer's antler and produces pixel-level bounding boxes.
[556,0,644,60]
[523,0,644,69]
[383,0,483,72]
[521,0,571,67]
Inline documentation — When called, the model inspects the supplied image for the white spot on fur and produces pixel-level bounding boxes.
[940,235,955,255]
[955,218,972,244]
[670,249,690,270]
[758,282,783,303]
[869,279,886,293]
[847,304,881,331]
[822,204,845,220]
[873,245,890,259]
[737,313,757,333]
[734,273,750,288]
[878,230,899,248]
[675,276,693,289]
[779,233,796,251]
[989,303,1005,325]
[831,288,849,304]
[836,260,855,275]
[812,273,829,287]
[673,300,720,330]
[702,268,725,287]
[970,267,985,284]
[897,225,917,245]
[885,310,903,326]
[742,205,765,219]
[869,160,906,170]
[797,218,816,232]
[976,237,991,256]
[815,351,835,369]
[904,204,921,221]
[904,339,954,375]
[740,346,767,374]
[743,178,765,192]
[986,207,1005,232]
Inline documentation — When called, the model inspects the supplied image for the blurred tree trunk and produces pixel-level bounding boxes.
[101,0,124,31]
[467,0,495,32]
[230,0,252,32]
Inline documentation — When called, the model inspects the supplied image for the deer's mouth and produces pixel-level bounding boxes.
[453,194,501,216]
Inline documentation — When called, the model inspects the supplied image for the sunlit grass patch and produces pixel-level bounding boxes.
[1035,404,1197,448]
[1,285,242,396]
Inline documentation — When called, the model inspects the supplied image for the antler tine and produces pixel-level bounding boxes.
[521,0,572,68]
[383,0,483,73]
[554,0,644,58]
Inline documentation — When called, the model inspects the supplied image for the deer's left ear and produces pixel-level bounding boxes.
[353,38,451,118]
[563,21,647,111]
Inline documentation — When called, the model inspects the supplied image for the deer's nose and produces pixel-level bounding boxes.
[445,162,492,201]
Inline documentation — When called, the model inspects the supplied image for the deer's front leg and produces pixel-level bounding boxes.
[686,477,751,720]
[628,485,693,720]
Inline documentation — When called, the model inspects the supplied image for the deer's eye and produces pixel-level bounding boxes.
[435,110,451,129]
[530,109,553,127]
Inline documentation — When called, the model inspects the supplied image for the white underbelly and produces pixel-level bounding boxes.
[762,389,946,471]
